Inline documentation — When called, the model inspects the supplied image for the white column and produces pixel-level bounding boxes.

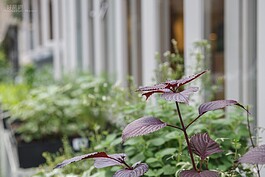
[68,0,78,72]
[93,0,106,76]
[107,0,116,81]
[81,0,91,71]
[130,0,141,85]
[184,0,204,104]
[61,0,68,73]
[159,0,170,53]
[22,0,30,52]
[51,0,61,79]
[184,0,204,75]
[32,0,40,48]
[41,0,49,45]
[224,0,241,101]
[115,0,128,86]
[141,0,159,85]
[241,0,256,107]
[257,0,265,146]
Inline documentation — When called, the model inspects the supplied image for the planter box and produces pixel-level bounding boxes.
[16,139,62,168]
[6,118,90,168]
[15,136,89,168]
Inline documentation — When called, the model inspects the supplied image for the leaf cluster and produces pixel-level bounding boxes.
[121,100,250,176]
[9,75,123,142]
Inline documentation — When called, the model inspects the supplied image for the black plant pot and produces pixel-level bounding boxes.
[16,138,63,168]
[15,135,89,168]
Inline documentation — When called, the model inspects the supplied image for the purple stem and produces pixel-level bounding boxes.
[175,101,197,172]
[166,124,183,131]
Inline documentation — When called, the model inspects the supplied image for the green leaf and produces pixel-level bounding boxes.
[110,137,122,146]
[130,152,145,164]
[124,146,137,156]
[155,148,176,158]
[146,158,162,168]
[148,138,166,146]
[165,131,180,141]
[146,158,157,163]
[124,138,142,145]
[162,164,176,175]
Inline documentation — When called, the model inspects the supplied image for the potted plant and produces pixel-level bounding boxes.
[7,75,120,168]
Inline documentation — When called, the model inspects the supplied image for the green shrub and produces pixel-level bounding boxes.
[0,83,29,110]
[10,75,122,142]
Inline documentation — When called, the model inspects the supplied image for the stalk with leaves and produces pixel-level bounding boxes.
[55,70,260,177]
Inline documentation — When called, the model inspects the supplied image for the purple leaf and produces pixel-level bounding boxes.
[55,152,127,169]
[55,152,109,168]
[94,153,126,168]
[165,70,207,89]
[238,145,265,164]
[142,89,171,100]
[136,71,207,100]
[180,170,219,177]
[190,133,223,160]
[122,116,167,142]
[113,163,148,177]
[198,100,248,116]
[137,83,169,92]
[161,87,199,103]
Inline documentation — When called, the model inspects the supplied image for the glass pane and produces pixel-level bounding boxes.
[204,0,224,100]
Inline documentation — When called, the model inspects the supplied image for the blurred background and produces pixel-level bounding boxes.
[0,0,264,176]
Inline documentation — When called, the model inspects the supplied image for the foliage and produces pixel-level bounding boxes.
[50,71,255,177]
[121,100,251,176]
[0,83,29,110]
[19,64,54,88]
[32,128,123,177]
[155,39,184,82]
[10,75,125,142]
[33,40,256,177]
[0,44,12,83]
[191,40,223,101]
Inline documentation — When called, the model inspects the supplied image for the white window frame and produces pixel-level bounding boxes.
[184,0,204,75]
[141,0,160,85]
[257,0,265,145]
[115,0,128,86]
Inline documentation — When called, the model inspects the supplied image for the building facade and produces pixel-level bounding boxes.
[1,0,265,169]
[0,0,265,176]
[17,0,265,137]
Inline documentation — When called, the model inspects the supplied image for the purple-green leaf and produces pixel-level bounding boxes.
[94,153,126,168]
[113,163,148,177]
[137,83,169,92]
[190,133,223,160]
[198,100,248,116]
[165,70,207,89]
[238,144,265,164]
[122,116,167,142]
[54,152,126,169]
[180,170,219,177]
[142,88,171,100]
[55,152,109,168]
[136,71,207,100]
[161,87,199,103]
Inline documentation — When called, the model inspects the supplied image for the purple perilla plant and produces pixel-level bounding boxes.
[55,70,254,177]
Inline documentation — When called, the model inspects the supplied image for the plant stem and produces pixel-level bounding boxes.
[175,102,197,171]
[166,124,183,131]
[246,106,260,177]
[246,107,255,148]
[186,115,203,129]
